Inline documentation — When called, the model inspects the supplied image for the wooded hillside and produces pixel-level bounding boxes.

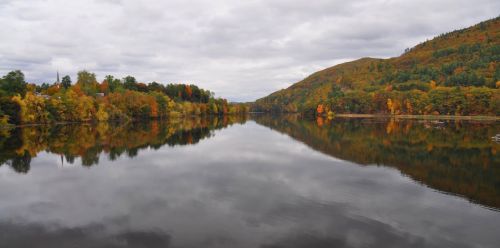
[253,17,500,116]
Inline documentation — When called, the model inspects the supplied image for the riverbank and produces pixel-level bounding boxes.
[334,114,500,121]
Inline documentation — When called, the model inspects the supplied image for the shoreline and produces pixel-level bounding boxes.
[334,114,500,121]
[1,113,499,129]
[250,112,500,121]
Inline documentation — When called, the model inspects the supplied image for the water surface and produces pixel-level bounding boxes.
[0,115,499,247]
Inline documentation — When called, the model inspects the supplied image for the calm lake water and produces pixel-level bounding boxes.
[0,115,499,248]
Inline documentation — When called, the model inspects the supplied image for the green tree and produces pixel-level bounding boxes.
[104,75,123,93]
[61,75,72,89]
[76,70,98,95]
[123,76,138,91]
[0,70,27,97]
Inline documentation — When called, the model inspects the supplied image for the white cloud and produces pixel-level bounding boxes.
[0,0,498,101]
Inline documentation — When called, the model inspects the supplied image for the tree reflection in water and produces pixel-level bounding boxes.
[253,114,500,210]
[0,115,248,172]
[1,114,499,210]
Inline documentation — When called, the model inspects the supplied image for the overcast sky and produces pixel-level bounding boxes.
[0,0,498,101]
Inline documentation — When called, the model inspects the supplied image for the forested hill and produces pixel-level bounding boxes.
[253,17,500,116]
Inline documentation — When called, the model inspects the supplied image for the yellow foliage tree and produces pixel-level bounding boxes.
[96,103,109,121]
[430,80,437,89]
[405,99,413,115]
[11,95,26,123]
[387,98,395,115]
[23,92,49,123]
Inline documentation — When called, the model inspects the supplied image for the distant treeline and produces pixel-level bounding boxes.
[0,70,248,125]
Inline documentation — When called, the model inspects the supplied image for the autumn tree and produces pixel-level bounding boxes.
[316,104,324,115]
[184,85,192,100]
[23,92,49,123]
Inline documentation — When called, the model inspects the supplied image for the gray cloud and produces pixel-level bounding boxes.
[0,0,498,101]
